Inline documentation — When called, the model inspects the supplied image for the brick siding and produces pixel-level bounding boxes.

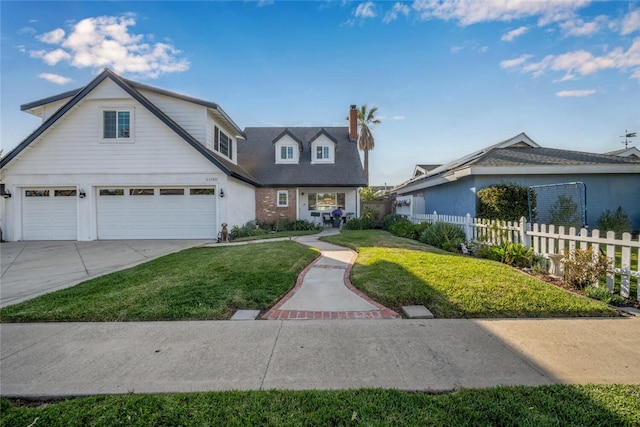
[256,188,297,224]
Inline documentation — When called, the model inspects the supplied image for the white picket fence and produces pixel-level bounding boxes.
[411,211,640,301]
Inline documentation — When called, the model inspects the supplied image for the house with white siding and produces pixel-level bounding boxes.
[0,69,366,241]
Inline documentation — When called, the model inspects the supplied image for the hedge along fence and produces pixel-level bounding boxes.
[410,211,640,302]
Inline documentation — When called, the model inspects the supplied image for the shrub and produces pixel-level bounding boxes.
[419,222,466,252]
[344,218,374,230]
[562,248,612,290]
[361,206,381,228]
[231,221,267,239]
[389,220,417,239]
[414,222,431,239]
[585,285,626,306]
[382,214,405,231]
[477,183,530,221]
[502,243,535,268]
[596,207,631,238]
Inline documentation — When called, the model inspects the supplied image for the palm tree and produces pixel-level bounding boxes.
[357,105,380,185]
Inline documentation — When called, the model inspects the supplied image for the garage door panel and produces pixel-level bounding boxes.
[97,188,216,239]
[22,189,77,240]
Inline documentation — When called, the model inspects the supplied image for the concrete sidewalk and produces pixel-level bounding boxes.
[1,317,639,398]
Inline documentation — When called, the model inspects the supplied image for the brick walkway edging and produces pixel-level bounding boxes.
[262,244,400,320]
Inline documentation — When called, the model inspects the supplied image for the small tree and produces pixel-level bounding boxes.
[549,195,582,228]
[359,187,379,202]
[596,206,631,237]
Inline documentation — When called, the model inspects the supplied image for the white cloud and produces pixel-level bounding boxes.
[383,2,411,23]
[37,28,65,44]
[560,16,608,37]
[18,26,37,35]
[501,26,528,42]
[29,15,189,79]
[391,115,406,120]
[504,38,640,80]
[451,40,488,54]
[500,54,533,69]
[621,10,640,35]
[411,0,589,26]
[38,73,72,85]
[355,2,377,19]
[556,89,597,97]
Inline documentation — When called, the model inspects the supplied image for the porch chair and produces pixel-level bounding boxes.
[322,213,333,227]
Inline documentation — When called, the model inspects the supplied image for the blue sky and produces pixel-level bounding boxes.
[1,1,639,186]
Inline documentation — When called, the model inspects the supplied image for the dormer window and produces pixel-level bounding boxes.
[273,130,301,164]
[316,146,330,160]
[309,129,336,164]
[281,146,294,160]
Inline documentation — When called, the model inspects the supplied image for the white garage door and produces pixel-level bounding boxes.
[97,187,217,239]
[22,188,78,240]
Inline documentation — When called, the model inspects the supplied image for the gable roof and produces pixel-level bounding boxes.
[394,132,640,194]
[1,69,257,185]
[272,129,304,151]
[238,127,366,187]
[308,128,338,145]
[605,146,640,159]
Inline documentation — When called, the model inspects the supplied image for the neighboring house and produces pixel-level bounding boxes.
[605,146,640,160]
[411,164,441,179]
[0,69,365,241]
[394,132,640,230]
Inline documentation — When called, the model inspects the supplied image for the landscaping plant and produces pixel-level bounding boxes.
[585,285,626,306]
[476,183,530,221]
[419,222,466,252]
[562,247,612,290]
[382,213,405,231]
[595,206,631,238]
[389,219,417,239]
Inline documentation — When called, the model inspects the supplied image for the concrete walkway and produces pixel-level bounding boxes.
[1,318,638,397]
[262,230,400,319]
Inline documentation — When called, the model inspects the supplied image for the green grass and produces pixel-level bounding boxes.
[323,230,617,318]
[0,241,318,322]
[2,385,638,426]
[232,229,320,242]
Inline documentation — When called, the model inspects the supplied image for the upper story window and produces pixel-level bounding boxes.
[281,146,294,160]
[103,110,132,140]
[316,146,330,160]
[214,126,233,160]
[273,134,300,164]
[309,130,336,164]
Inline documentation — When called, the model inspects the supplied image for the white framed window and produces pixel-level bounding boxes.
[102,109,133,142]
[316,146,330,160]
[277,190,289,207]
[310,136,335,164]
[214,126,233,160]
[281,146,294,160]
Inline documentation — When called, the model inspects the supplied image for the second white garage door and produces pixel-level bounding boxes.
[97,187,217,239]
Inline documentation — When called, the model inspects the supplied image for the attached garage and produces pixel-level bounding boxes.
[22,188,78,240]
[96,187,217,239]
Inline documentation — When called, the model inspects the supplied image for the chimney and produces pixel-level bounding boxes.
[349,105,358,141]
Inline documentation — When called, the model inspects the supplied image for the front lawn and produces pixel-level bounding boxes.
[0,241,318,322]
[2,385,638,426]
[323,230,617,318]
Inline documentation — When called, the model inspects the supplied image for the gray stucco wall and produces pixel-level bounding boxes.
[414,174,640,231]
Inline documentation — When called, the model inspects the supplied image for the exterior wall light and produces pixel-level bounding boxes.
[1,190,11,198]
[79,189,86,198]
[220,189,225,198]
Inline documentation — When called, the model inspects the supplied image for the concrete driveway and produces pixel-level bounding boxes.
[0,240,213,308]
